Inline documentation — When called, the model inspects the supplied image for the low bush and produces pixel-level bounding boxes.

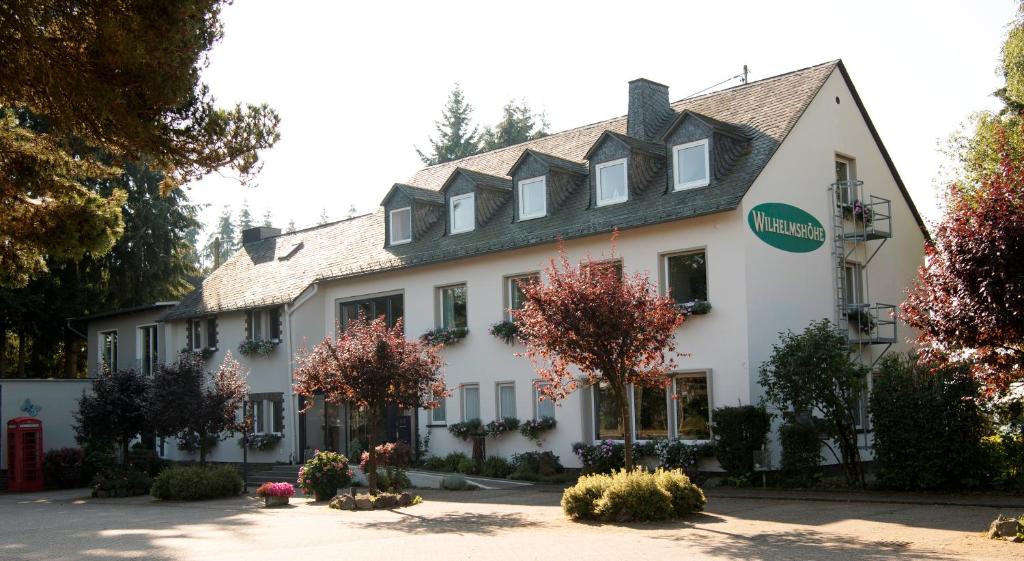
[573,440,710,474]
[480,456,513,478]
[511,451,562,477]
[127,444,167,477]
[779,421,822,486]
[297,450,353,499]
[870,355,990,490]
[456,456,477,475]
[443,452,471,472]
[92,469,153,498]
[421,455,447,472]
[359,441,412,471]
[441,473,473,490]
[150,465,243,501]
[562,469,704,522]
[711,405,772,479]
[44,447,86,489]
[376,467,411,493]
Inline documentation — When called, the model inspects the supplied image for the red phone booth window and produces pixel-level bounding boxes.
[7,417,43,492]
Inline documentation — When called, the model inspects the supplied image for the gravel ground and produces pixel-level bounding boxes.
[0,487,1019,561]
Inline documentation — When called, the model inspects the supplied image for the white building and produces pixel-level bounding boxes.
[28,60,926,471]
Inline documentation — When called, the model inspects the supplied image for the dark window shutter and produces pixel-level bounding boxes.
[244,310,252,342]
[206,318,217,349]
[186,321,193,350]
[269,308,280,340]
[272,398,284,433]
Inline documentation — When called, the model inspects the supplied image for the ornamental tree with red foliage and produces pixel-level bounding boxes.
[512,236,685,469]
[900,129,1024,394]
[293,315,446,493]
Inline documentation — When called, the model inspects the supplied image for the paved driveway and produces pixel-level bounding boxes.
[0,487,1019,561]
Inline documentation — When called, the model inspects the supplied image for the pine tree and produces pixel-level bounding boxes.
[416,84,480,165]
[236,200,254,244]
[318,209,330,225]
[286,219,296,233]
[208,205,236,264]
[262,210,273,228]
[480,100,549,152]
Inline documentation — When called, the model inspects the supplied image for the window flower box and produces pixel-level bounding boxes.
[420,327,469,346]
[489,320,520,345]
[238,339,280,357]
[677,300,712,316]
[447,419,484,441]
[484,417,520,438]
[238,432,283,451]
[520,416,557,446]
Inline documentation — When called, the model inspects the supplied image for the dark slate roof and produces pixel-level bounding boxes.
[441,168,512,193]
[72,301,179,323]
[166,60,922,320]
[380,183,443,206]
[509,149,590,176]
[660,110,752,142]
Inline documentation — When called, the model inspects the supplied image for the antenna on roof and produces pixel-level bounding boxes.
[683,65,752,99]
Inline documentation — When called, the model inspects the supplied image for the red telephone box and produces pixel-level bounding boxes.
[7,417,43,492]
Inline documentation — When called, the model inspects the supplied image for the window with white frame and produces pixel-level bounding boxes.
[835,156,855,205]
[505,273,538,319]
[450,193,475,234]
[534,381,555,420]
[438,284,468,329]
[595,158,628,206]
[430,389,447,425]
[664,250,708,304]
[137,325,158,376]
[247,308,280,342]
[594,383,626,440]
[517,176,546,220]
[389,207,412,245]
[844,262,864,308]
[496,382,516,419]
[673,373,710,440]
[99,330,117,370]
[634,385,669,440]
[461,384,480,421]
[250,398,283,434]
[673,139,710,190]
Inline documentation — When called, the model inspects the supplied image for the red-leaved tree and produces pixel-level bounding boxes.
[901,128,1024,393]
[512,237,685,469]
[293,316,446,493]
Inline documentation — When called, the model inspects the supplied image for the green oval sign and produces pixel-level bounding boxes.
[747,203,826,253]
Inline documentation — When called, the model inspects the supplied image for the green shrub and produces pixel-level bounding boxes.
[441,473,473,490]
[870,355,990,490]
[711,405,772,478]
[297,450,352,499]
[127,444,167,477]
[561,473,612,520]
[562,469,705,522]
[480,456,513,478]
[443,452,471,472]
[779,421,822,486]
[376,467,411,493]
[511,451,562,477]
[92,469,153,497]
[44,448,86,489]
[456,456,477,475]
[150,465,243,501]
[421,455,447,471]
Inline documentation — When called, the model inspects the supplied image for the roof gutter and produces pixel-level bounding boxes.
[284,282,318,465]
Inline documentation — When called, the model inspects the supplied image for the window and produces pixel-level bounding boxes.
[100,330,117,370]
[340,294,404,331]
[673,374,710,440]
[138,325,158,376]
[595,159,628,206]
[844,262,864,308]
[835,156,854,205]
[450,193,475,234]
[594,383,626,440]
[158,437,166,458]
[438,285,467,329]
[430,389,447,425]
[497,382,516,418]
[461,384,480,421]
[673,139,710,190]
[534,382,555,420]
[250,398,284,434]
[634,386,669,440]
[664,250,708,303]
[247,308,280,342]
[189,318,217,351]
[505,273,538,319]
[389,207,412,245]
[518,177,546,220]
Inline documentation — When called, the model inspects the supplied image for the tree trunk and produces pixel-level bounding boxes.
[63,329,78,378]
[366,407,379,494]
[619,388,633,470]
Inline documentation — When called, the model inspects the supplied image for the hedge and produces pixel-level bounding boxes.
[151,465,243,500]
[561,468,705,522]
[710,405,772,478]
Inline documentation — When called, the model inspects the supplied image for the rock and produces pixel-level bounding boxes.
[329,495,355,510]
[988,515,1022,539]
[374,494,397,509]
[354,496,373,510]
[397,492,412,507]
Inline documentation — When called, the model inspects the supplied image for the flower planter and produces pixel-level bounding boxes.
[264,495,289,507]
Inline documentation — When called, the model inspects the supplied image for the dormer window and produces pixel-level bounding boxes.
[518,176,546,220]
[673,139,710,190]
[389,207,412,245]
[450,193,475,234]
[595,158,628,206]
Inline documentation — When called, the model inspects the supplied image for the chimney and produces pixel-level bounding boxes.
[241,226,282,244]
[627,78,671,141]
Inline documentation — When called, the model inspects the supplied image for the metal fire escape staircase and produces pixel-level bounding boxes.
[829,180,896,368]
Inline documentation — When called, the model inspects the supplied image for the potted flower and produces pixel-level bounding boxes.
[255,482,295,507]
[520,416,557,446]
[484,417,520,438]
[297,449,353,502]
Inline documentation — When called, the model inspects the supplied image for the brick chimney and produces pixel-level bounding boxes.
[627,78,671,141]
[241,226,282,244]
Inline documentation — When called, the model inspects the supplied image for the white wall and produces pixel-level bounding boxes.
[85,309,170,377]
[0,379,93,469]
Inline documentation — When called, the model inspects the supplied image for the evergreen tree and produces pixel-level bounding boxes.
[209,205,236,265]
[416,84,480,165]
[319,209,330,225]
[236,200,254,244]
[286,219,296,233]
[262,210,273,228]
[480,100,549,152]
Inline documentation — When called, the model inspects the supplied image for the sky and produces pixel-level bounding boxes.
[187,0,1016,240]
